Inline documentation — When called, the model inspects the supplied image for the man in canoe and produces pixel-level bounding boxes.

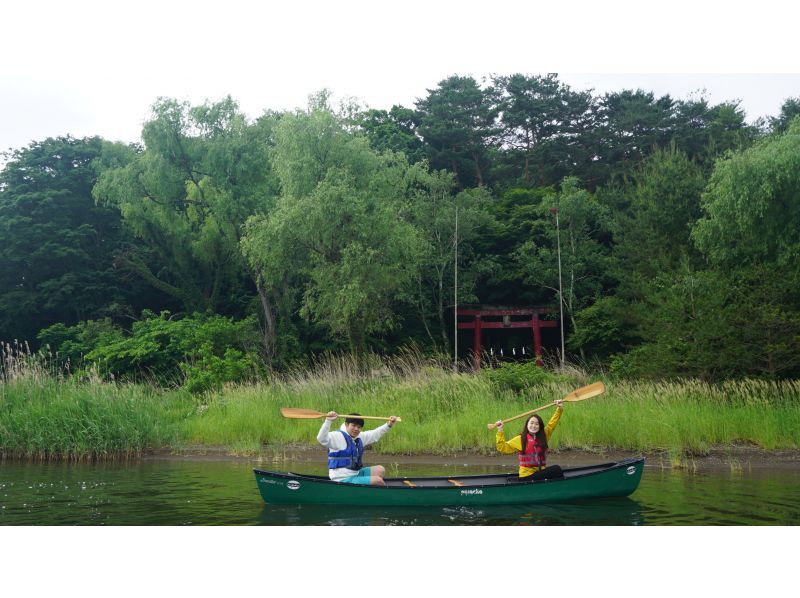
[494,399,565,480]
[317,411,399,486]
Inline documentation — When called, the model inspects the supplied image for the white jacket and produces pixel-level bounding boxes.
[317,420,392,480]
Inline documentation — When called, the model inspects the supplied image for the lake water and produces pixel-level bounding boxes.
[1,457,798,525]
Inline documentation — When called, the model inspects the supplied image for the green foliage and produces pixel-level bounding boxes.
[92,97,278,316]
[569,296,636,358]
[478,186,554,306]
[181,345,258,394]
[402,167,494,352]
[243,99,424,355]
[612,267,740,380]
[3,356,800,459]
[1,77,792,380]
[0,136,132,345]
[358,106,425,163]
[415,75,499,188]
[515,177,614,339]
[612,145,707,284]
[480,361,571,393]
[37,318,125,367]
[493,73,596,187]
[767,98,800,135]
[40,311,261,388]
[609,264,800,380]
[693,119,800,269]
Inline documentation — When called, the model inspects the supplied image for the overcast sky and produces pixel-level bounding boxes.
[2,0,799,161]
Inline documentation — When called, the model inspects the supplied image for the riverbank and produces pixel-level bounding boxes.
[2,367,799,461]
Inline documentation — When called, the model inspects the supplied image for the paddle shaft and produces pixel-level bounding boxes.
[280,407,401,422]
[487,381,605,430]
[333,413,400,422]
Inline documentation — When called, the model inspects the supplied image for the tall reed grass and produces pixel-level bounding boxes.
[0,377,191,460]
[1,342,191,460]
[183,353,800,455]
[3,345,799,459]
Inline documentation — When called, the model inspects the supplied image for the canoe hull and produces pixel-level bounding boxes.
[254,458,644,507]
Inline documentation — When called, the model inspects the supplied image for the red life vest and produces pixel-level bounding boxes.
[518,433,547,469]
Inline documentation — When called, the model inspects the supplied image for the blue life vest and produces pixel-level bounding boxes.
[327,430,364,470]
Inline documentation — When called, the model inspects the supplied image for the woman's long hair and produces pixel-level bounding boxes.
[520,414,547,453]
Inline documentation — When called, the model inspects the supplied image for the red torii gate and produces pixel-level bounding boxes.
[456,307,556,371]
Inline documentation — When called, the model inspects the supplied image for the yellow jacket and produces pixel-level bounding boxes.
[495,406,563,478]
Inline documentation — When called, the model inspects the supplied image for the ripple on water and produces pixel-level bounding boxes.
[0,460,798,525]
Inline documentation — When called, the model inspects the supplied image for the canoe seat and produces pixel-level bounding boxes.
[403,480,417,487]
[447,479,465,487]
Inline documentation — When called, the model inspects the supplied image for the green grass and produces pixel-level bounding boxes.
[0,377,191,460]
[183,374,800,455]
[3,353,799,459]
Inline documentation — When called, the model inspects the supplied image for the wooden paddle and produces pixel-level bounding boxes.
[280,407,401,423]
[487,381,605,430]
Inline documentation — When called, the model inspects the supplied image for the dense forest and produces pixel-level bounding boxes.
[2,74,800,387]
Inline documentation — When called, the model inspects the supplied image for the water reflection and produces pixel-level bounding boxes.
[256,497,646,526]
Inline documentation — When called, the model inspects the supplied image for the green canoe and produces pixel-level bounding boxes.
[254,457,645,507]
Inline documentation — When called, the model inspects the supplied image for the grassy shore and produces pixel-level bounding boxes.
[0,376,191,460]
[2,356,799,460]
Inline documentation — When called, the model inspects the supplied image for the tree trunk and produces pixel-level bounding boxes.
[416,275,438,350]
[437,270,452,356]
[256,282,277,364]
[472,151,484,187]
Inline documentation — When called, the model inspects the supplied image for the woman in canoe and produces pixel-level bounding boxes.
[494,399,564,480]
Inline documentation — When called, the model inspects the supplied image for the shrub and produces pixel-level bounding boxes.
[39,311,262,388]
[480,361,570,393]
[181,345,259,394]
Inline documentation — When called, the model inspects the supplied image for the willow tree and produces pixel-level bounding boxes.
[242,97,423,356]
[690,119,800,377]
[93,97,281,357]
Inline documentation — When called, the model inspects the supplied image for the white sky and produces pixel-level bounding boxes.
[2,0,799,160]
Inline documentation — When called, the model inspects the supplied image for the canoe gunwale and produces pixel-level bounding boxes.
[254,457,645,491]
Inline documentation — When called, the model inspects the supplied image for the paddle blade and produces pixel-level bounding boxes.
[280,407,325,419]
[564,381,605,402]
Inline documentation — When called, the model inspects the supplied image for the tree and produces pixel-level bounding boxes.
[473,186,555,307]
[671,97,756,168]
[93,97,281,358]
[493,73,597,188]
[615,121,800,379]
[514,178,613,356]
[613,264,800,380]
[358,105,425,163]
[594,89,675,185]
[693,119,800,268]
[404,167,493,353]
[768,97,800,134]
[242,100,423,356]
[612,145,708,290]
[0,136,134,344]
[415,76,499,188]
